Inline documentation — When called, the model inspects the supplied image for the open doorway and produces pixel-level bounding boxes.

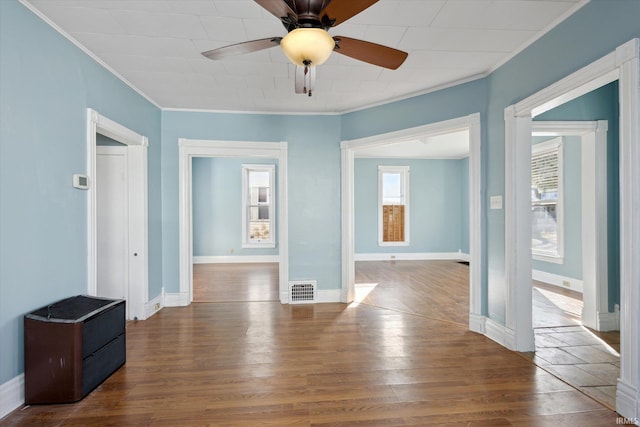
[504,39,640,418]
[191,156,280,303]
[342,113,482,330]
[177,139,288,306]
[528,117,620,410]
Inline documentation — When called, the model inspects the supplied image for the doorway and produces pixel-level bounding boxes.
[191,156,280,303]
[341,113,482,330]
[177,139,289,306]
[504,39,640,417]
[86,109,149,320]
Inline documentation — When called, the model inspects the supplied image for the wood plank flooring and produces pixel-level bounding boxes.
[193,263,279,302]
[354,260,469,326]
[529,281,620,410]
[3,260,619,426]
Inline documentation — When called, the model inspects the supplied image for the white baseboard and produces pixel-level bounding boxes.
[469,313,486,334]
[354,252,470,262]
[316,289,342,303]
[144,291,163,319]
[598,310,620,332]
[484,317,517,351]
[616,379,638,422]
[193,255,279,264]
[0,374,24,420]
[164,292,190,307]
[532,269,583,293]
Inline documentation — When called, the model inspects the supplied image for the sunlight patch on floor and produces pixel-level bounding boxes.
[352,283,379,305]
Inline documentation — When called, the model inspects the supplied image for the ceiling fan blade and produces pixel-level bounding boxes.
[202,37,282,60]
[320,0,379,27]
[333,36,408,70]
[254,0,297,21]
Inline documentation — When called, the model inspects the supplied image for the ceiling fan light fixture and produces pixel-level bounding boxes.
[280,28,335,67]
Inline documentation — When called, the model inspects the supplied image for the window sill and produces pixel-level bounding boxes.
[533,253,563,264]
[378,241,410,247]
[242,242,276,249]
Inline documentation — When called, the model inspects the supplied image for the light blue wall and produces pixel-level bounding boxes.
[354,158,469,254]
[0,1,161,384]
[534,81,620,310]
[192,157,279,257]
[161,112,341,291]
[531,136,583,281]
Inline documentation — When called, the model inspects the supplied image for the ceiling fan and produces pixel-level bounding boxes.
[201,0,408,96]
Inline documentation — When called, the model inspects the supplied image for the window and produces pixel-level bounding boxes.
[378,165,410,246]
[531,138,563,262]
[242,164,275,248]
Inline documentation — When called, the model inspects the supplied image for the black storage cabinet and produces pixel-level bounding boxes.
[24,295,126,404]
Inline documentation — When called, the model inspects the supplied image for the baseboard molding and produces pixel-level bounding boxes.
[0,374,24,420]
[164,292,190,307]
[354,252,470,262]
[193,255,279,264]
[469,313,486,334]
[616,379,638,422]
[316,289,342,303]
[144,291,163,319]
[598,310,620,332]
[532,269,583,293]
[484,317,517,351]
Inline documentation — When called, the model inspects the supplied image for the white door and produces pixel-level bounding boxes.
[96,146,128,305]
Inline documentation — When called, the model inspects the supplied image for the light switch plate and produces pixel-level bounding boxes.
[490,195,503,210]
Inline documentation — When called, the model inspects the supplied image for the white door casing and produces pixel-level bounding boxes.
[87,109,149,320]
[504,39,640,419]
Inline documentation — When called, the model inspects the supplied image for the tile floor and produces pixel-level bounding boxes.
[526,282,620,410]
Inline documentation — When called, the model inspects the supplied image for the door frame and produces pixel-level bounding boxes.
[531,121,610,331]
[340,113,483,332]
[177,139,289,305]
[504,39,639,418]
[87,108,149,320]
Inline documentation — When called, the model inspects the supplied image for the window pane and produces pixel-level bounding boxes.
[249,221,270,240]
[532,204,558,255]
[249,206,270,221]
[258,187,268,203]
[531,142,560,256]
[249,171,270,187]
[382,172,403,204]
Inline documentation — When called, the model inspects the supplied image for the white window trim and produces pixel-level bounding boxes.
[531,137,564,263]
[242,164,276,248]
[378,165,410,246]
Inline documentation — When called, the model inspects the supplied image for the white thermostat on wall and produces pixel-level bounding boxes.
[73,174,89,190]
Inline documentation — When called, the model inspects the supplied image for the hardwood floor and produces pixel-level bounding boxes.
[529,281,620,410]
[3,261,619,426]
[193,263,279,302]
[354,260,469,326]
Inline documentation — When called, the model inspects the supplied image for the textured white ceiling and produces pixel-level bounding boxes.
[356,130,470,159]
[23,0,587,114]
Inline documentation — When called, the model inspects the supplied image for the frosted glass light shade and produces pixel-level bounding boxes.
[280,28,335,67]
